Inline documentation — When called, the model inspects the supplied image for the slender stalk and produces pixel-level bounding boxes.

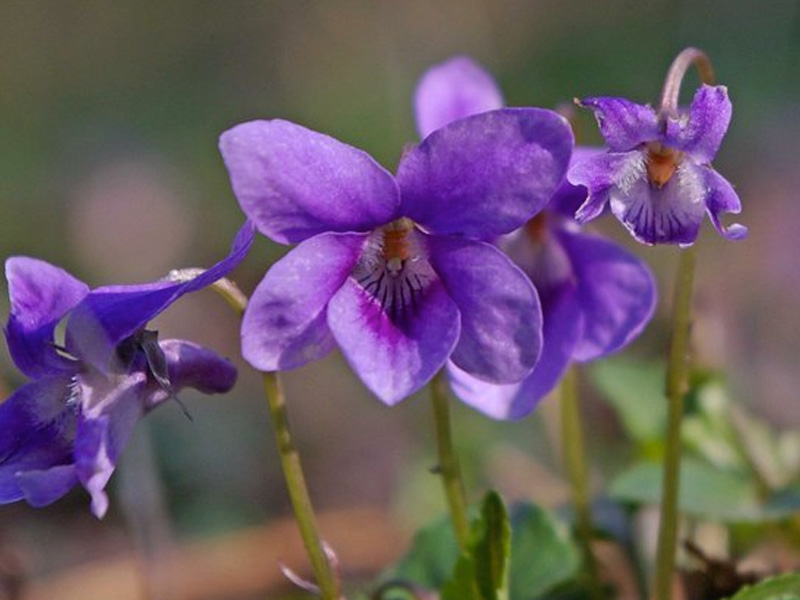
[263,372,340,600]
[560,366,602,600]
[653,247,696,600]
[659,47,715,117]
[208,277,339,600]
[429,370,471,549]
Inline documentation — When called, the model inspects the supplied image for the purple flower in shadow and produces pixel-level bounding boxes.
[569,88,747,245]
[416,56,657,419]
[0,223,254,517]
[220,97,573,404]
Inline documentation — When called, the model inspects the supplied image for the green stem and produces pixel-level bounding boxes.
[209,277,339,600]
[653,246,696,600]
[560,366,602,600]
[430,370,471,549]
[263,372,340,600]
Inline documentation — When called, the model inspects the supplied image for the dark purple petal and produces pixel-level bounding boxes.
[414,56,504,139]
[579,97,659,151]
[327,276,460,405]
[428,236,541,382]
[153,339,237,401]
[241,232,366,371]
[568,151,642,223]
[66,221,254,371]
[0,376,77,504]
[397,108,573,238]
[549,146,603,218]
[664,85,732,164]
[220,120,401,244]
[4,257,89,378]
[608,160,707,245]
[703,167,748,240]
[16,465,78,507]
[74,371,148,518]
[447,284,582,420]
[557,229,656,361]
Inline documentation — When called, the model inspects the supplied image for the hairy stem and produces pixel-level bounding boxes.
[430,370,471,549]
[653,246,696,600]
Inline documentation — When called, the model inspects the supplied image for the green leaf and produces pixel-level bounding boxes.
[383,514,460,588]
[609,458,761,522]
[442,491,511,600]
[727,573,800,600]
[473,491,511,600]
[509,502,581,600]
[590,359,667,444]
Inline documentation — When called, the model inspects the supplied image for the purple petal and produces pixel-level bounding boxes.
[241,232,366,371]
[664,85,732,164]
[220,120,401,244]
[5,257,90,378]
[156,339,237,401]
[66,221,254,371]
[327,276,460,405]
[557,229,656,361]
[608,159,707,245]
[703,167,748,240]
[427,236,541,383]
[569,151,642,224]
[414,56,504,139]
[74,371,148,518]
[16,465,78,507]
[447,284,582,420]
[397,108,573,238]
[549,146,603,218]
[0,377,77,503]
[579,96,659,151]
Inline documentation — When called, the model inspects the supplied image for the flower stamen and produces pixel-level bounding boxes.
[646,143,681,188]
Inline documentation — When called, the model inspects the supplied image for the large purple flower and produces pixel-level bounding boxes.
[220,100,573,404]
[416,56,657,419]
[569,87,747,245]
[0,223,254,517]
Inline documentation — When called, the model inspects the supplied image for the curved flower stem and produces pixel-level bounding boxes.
[429,370,471,550]
[560,366,602,600]
[659,47,715,117]
[209,278,340,600]
[653,246,697,600]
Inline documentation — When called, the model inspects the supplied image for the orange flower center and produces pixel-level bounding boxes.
[646,144,681,188]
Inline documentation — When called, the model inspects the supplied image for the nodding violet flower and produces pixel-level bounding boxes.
[416,56,656,419]
[569,85,746,245]
[0,223,254,517]
[220,104,573,404]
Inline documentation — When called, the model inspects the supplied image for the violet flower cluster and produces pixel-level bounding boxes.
[0,224,253,517]
[414,57,657,419]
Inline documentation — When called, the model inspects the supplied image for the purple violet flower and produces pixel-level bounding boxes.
[0,223,254,517]
[416,56,657,419]
[569,87,747,245]
[220,98,573,404]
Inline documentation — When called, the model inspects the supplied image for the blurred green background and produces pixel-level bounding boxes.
[0,1,798,598]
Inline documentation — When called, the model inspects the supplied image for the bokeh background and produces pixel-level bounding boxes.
[0,1,798,599]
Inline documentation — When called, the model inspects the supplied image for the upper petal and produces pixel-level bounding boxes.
[414,56,504,139]
[154,339,237,403]
[664,85,732,164]
[65,221,254,372]
[428,236,541,383]
[579,97,659,151]
[702,167,747,240]
[327,275,460,405]
[241,232,366,371]
[4,257,90,378]
[557,228,656,361]
[447,283,582,420]
[397,108,573,238]
[220,120,401,244]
